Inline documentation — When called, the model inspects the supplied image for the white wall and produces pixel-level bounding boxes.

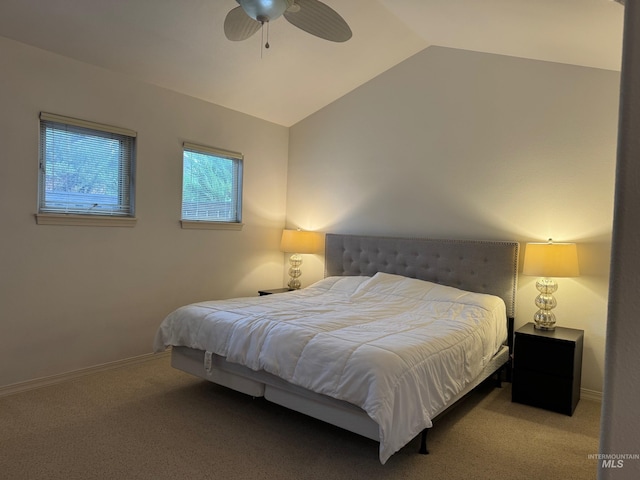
[0,37,289,388]
[288,46,620,393]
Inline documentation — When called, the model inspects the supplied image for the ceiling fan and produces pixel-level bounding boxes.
[224,0,352,46]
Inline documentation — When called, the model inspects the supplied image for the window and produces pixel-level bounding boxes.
[37,112,136,225]
[181,142,243,229]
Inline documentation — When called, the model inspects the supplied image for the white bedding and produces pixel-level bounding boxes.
[154,272,507,464]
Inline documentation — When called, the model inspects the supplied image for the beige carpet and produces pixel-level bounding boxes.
[0,354,600,479]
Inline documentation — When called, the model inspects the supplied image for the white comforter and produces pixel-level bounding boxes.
[154,272,507,464]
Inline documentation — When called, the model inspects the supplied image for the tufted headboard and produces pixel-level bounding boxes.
[324,233,519,319]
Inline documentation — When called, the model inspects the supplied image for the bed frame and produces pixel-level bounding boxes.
[170,233,519,456]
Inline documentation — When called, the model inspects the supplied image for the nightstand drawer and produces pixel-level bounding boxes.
[512,369,577,415]
[514,335,576,377]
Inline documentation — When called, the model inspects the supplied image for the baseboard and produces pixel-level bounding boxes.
[581,387,603,403]
[0,350,171,398]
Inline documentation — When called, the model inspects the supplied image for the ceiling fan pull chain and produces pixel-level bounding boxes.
[265,21,270,49]
[259,20,270,58]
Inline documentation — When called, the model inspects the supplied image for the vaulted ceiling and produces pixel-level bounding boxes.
[0,0,625,126]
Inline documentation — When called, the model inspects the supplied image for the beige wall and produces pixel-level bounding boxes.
[0,37,289,388]
[288,46,620,394]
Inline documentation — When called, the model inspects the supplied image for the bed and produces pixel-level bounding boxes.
[154,233,519,464]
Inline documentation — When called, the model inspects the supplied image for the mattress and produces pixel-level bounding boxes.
[154,272,508,463]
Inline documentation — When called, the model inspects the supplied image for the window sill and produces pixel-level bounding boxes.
[180,220,244,231]
[35,213,137,227]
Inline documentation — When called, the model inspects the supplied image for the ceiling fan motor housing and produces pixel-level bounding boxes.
[239,0,293,22]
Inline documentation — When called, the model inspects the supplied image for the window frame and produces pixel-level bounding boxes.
[180,142,244,231]
[35,112,137,227]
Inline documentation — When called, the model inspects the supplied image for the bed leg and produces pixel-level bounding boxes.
[495,366,503,388]
[419,428,430,455]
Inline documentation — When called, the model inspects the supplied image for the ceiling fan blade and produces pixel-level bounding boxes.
[224,6,262,41]
[284,0,352,42]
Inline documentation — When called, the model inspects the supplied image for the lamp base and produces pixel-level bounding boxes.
[533,278,558,331]
[533,321,556,331]
[287,253,303,290]
[533,324,556,332]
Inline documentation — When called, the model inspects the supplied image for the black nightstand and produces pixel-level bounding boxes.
[258,288,294,296]
[512,323,583,416]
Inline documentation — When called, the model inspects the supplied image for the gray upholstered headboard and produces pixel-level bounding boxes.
[324,234,519,319]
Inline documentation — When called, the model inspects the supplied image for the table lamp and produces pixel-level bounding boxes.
[522,240,580,331]
[280,229,322,289]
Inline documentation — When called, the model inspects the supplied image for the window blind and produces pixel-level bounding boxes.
[38,113,136,216]
[182,143,243,223]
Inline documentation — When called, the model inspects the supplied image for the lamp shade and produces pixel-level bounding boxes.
[280,230,322,254]
[523,242,580,278]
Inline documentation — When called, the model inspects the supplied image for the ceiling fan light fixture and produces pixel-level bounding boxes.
[239,0,290,22]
